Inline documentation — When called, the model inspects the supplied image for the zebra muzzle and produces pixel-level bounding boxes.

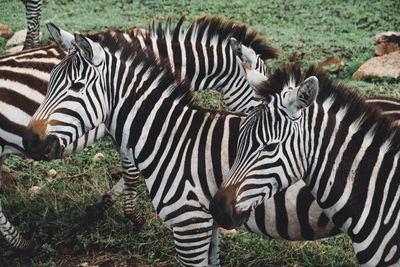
[23,129,61,161]
[210,186,251,229]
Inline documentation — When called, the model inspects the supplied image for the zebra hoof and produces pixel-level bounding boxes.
[124,212,147,231]
[85,205,102,222]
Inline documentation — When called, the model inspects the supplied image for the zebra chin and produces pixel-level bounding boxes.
[23,129,63,161]
[209,186,251,230]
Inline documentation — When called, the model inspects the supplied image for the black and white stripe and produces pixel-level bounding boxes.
[135,14,277,112]
[212,65,400,266]
[21,0,42,49]
[1,16,277,251]
[1,16,275,251]
[24,27,400,265]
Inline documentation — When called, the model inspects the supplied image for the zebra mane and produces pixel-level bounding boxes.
[84,29,250,116]
[145,13,280,60]
[257,64,400,152]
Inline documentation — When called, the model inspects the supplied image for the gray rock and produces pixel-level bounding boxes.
[352,50,400,79]
[5,45,23,54]
[6,29,42,47]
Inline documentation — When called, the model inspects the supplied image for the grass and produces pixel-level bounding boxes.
[1,0,399,266]
[1,140,359,266]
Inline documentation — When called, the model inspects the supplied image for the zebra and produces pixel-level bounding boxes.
[22,24,400,265]
[21,0,42,49]
[0,16,276,250]
[210,64,400,266]
[0,45,109,250]
[128,14,278,113]
[86,14,279,223]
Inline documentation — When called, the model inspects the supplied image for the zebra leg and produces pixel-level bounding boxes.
[172,222,214,266]
[122,162,147,230]
[22,0,42,49]
[85,177,124,221]
[0,158,37,251]
[208,225,220,266]
[85,162,148,230]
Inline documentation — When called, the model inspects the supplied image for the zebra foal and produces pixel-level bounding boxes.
[211,64,400,266]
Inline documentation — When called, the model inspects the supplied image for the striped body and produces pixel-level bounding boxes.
[23,30,248,265]
[23,29,400,265]
[90,15,278,225]
[366,96,400,122]
[0,15,276,250]
[135,15,275,112]
[22,0,42,49]
[212,65,400,266]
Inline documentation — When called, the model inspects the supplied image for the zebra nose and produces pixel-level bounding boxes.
[210,189,236,230]
[23,129,61,161]
[23,128,43,160]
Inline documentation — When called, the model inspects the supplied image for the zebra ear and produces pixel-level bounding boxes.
[230,37,242,56]
[230,37,258,69]
[286,76,319,115]
[46,21,75,52]
[295,76,319,109]
[74,33,104,66]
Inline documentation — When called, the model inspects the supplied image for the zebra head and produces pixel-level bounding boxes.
[23,23,108,160]
[210,68,319,229]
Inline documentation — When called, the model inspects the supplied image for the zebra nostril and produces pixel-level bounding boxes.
[43,135,61,161]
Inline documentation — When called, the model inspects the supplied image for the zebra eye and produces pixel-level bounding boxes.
[70,82,84,92]
[263,142,279,151]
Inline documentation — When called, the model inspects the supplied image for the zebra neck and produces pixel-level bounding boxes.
[138,34,258,112]
[141,36,236,90]
[302,102,400,237]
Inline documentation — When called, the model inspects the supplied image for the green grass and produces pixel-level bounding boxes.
[1,0,399,266]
